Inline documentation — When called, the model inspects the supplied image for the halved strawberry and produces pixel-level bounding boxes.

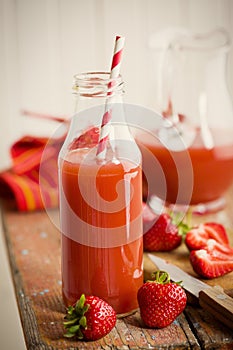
[185,222,229,251]
[69,126,99,150]
[205,239,233,260]
[190,249,233,279]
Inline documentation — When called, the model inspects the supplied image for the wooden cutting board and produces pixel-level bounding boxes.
[143,206,233,294]
[143,247,233,296]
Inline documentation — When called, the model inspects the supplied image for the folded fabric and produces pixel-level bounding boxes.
[0,135,65,211]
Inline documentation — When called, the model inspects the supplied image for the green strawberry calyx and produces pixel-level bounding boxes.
[63,294,89,339]
[149,270,183,286]
[170,211,192,238]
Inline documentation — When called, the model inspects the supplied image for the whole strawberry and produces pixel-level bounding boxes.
[137,271,187,328]
[63,294,116,341]
[143,203,188,251]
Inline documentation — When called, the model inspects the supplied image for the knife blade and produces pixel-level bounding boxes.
[147,254,233,330]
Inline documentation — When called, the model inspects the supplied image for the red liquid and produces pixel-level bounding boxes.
[59,150,143,315]
[137,129,233,205]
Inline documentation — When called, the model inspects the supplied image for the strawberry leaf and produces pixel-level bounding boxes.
[64,317,79,327]
[170,212,192,238]
[150,270,171,284]
[75,293,85,312]
[80,316,87,328]
[64,331,77,338]
[63,294,89,339]
[69,325,81,334]
[67,305,74,316]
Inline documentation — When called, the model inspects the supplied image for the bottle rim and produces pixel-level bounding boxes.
[73,72,124,98]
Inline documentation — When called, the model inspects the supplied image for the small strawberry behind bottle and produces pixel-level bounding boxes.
[137,271,187,328]
[142,203,189,252]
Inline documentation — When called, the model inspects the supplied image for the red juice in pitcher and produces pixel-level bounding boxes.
[137,128,233,206]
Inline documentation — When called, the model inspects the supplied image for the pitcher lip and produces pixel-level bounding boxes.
[170,27,231,53]
[149,27,231,53]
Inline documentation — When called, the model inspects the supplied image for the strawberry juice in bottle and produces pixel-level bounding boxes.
[58,73,143,316]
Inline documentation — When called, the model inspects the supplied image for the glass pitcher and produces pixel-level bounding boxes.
[140,28,233,214]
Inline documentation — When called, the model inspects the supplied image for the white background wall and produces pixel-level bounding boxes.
[1,0,233,169]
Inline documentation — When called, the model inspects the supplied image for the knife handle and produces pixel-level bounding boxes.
[199,285,233,330]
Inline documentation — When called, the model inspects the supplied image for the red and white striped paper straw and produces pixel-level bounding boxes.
[96,35,125,159]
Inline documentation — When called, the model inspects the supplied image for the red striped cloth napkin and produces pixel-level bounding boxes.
[0,135,65,211]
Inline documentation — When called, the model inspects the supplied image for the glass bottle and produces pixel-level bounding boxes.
[58,72,143,316]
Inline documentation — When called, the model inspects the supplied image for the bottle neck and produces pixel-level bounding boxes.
[59,71,141,166]
[72,72,124,113]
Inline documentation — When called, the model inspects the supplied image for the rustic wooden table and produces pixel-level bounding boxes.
[1,187,233,349]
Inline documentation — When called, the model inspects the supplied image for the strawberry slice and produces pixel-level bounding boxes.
[190,249,233,279]
[185,222,229,251]
[205,239,233,260]
[69,126,99,150]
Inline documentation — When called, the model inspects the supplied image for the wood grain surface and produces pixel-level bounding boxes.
[1,187,233,349]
